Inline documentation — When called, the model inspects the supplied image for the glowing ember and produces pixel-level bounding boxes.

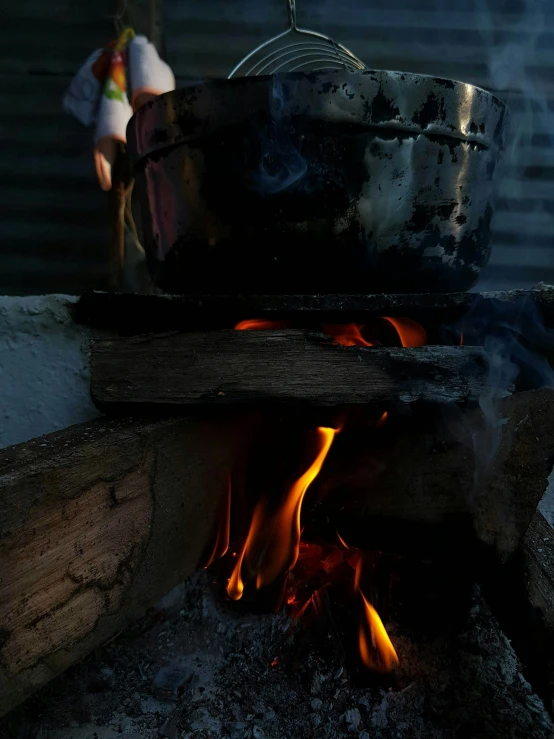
[227,427,338,599]
[359,592,399,673]
[234,319,288,330]
[382,316,427,347]
[321,323,373,347]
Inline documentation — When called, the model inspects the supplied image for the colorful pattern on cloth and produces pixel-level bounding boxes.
[63,28,175,190]
[94,28,135,104]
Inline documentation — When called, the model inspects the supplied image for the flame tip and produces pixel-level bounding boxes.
[359,592,399,672]
[382,316,427,348]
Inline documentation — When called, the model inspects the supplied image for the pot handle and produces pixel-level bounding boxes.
[287,0,297,30]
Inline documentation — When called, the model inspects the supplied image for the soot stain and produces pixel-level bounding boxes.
[405,201,458,234]
[319,81,339,95]
[152,128,169,144]
[432,77,456,89]
[341,82,356,100]
[413,92,447,128]
[365,87,401,124]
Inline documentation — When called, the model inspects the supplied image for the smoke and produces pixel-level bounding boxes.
[444,295,554,489]
[438,1,554,490]
[244,76,308,194]
[473,0,554,289]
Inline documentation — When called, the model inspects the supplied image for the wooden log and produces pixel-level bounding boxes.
[0,412,255,718]
[482,509,554,714]
[307,389,554,561]
[75,286,554,335]
[91,331,490,409]
[522,510,554,631]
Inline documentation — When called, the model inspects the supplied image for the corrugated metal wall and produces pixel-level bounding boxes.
[165,0,554,291]
[1,0,552,294]
[0,0,114,295]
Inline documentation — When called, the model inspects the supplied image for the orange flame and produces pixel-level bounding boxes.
[353,552,363,592]
[257,426,337,587]
[382,317,427,347]
[204,475,231,569]
[336,531,351,550]
[322,323,373,347]
[359,592,399,672]
[459,331,464,346]
[235,317,427,350]
[227,427,338,599]
[234,319,288,330]
[337,535,398,672]
[227,502,265,600]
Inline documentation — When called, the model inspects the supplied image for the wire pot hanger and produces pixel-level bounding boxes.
[228,0,367,78]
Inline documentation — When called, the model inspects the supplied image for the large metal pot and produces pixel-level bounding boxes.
[127,69,508,294]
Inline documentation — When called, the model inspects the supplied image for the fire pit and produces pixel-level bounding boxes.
[3,287,554,739]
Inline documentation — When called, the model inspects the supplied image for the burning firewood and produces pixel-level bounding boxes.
[90,330,490,408]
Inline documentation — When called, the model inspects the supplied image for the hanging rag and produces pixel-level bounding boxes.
[94,28,134,192]
[63,29,175,191]
[128,35,175,111]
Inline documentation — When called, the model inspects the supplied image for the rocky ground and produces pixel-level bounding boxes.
[1,571,553,739]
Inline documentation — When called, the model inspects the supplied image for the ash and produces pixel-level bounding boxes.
[2,572,552,739]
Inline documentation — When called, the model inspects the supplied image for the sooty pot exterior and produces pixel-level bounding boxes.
[128,69,508,294]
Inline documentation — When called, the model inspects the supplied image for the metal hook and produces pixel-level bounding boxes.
[287,0,297,30]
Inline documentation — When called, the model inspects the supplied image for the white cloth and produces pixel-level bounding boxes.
[128,35,175,110]
[64,35,175,190]
[62,49,103,126]
[94,70,133,191]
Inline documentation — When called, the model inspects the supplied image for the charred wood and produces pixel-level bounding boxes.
[91,331,490,409]
[305,389,554,562]
[76,286,554,335]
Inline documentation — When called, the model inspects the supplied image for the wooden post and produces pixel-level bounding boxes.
[108,143,133,292]
[129,0,164,51]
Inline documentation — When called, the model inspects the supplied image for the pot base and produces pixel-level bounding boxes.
[148,225,491,295]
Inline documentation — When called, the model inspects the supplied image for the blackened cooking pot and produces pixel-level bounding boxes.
[127,69,508,294]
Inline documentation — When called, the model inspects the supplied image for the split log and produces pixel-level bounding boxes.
[2,392,552,716]
[307,389,554,562]
[91,331,490,409]
[0,412,255,718]
[75,286,554,334]
[480,508,554,714]
[523,510,554,632]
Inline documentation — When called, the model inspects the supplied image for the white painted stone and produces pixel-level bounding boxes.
[0,294,98,448]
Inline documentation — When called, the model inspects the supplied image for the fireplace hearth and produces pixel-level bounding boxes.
[1,571,551,739]
[2,287,554,736]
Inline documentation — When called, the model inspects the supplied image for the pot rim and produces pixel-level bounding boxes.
[127,68,509,168]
